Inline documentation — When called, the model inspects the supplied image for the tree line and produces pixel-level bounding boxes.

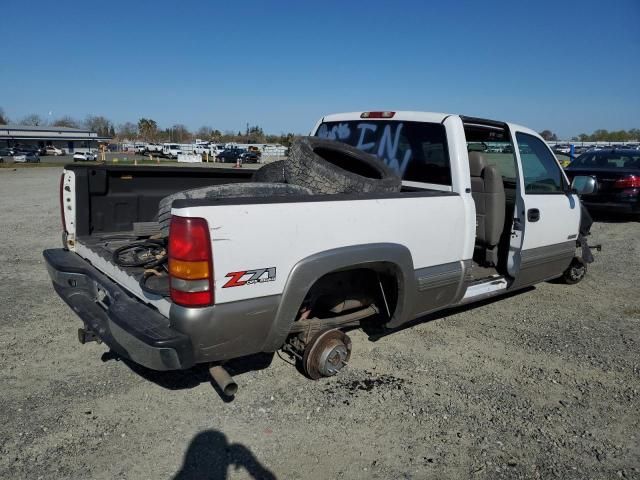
[0,108,297,146]
[540,128,640,142]
[3,107,636,145]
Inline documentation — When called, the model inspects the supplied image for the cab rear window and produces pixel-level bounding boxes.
[316,120,451,186]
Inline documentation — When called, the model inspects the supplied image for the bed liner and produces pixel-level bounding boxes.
[75,234,172,317]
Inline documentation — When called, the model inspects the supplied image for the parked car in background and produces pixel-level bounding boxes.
[0,147,15,157]
[13,151,40,163]
[44,146,64,156]
[565,148,640,217]
[216,148,243,163]
[145,143,163,154]
[14,145,41,155]
[554,144,571,154]
[135,145,147,154]
[239,151,260,163]
[73,151,98,162]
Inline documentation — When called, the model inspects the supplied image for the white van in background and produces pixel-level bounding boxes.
[162,143,182,159]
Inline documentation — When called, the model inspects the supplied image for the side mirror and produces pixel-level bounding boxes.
[571,175,596,195]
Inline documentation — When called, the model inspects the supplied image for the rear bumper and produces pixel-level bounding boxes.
[43,248,194,371]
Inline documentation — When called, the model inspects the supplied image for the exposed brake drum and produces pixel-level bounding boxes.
[302,329,352,380]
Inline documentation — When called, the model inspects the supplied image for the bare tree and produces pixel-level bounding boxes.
[116,122,138,140]
[195,126,214,140]
[0,107,8,125]
[84,115,112,137]
[170,124,192,143]
[19,114,43,126]
[53,116,80,128]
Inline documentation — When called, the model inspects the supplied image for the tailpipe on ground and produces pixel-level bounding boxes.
[209,365,238,397]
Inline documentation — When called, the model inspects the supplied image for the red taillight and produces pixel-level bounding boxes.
[360,111,395,119]
[59,173,67,233]
[614,175,640,189]
[168,216,214,307]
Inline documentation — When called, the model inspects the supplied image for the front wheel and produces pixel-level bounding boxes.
[561,257,587,285]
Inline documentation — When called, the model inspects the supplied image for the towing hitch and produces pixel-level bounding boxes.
[77,327,102,345]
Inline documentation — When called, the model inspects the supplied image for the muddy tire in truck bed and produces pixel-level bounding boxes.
[252,160,286,183]
[157,182,313,235]
[284,137,401,194]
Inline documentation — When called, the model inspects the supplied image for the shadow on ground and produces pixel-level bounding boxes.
[362,286,535,341]
[102,352,274,400]
[173,429,276,480]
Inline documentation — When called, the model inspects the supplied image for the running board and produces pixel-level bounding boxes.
[460,277,508,304]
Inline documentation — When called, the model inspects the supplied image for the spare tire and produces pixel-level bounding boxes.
[284,137,401,194]
[157,182,313,235]
[252,160,286,183]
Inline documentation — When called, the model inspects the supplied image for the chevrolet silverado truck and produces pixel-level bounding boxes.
[44,111,596,393]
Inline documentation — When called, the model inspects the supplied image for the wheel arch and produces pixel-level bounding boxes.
[261,243,416,352]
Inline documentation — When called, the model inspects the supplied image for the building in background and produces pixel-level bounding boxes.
[0,124,109,153]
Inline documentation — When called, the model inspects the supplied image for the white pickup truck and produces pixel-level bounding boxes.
[44,111,596,393]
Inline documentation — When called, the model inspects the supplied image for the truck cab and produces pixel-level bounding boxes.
[311,112,582,291]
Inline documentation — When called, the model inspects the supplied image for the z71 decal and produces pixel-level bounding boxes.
[223,267,276,288]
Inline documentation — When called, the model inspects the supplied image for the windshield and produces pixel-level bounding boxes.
[571,151,640,169]
[316,120,451,185]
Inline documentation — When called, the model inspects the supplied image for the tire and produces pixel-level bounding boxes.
[252,160,286,183]
[157,182,313,235]
[561,257,587,285]
[284,137,401,194]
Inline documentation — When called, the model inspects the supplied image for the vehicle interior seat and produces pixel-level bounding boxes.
[468,151,506,267]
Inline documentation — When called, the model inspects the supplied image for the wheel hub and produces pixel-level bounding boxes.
[302,329,352,380]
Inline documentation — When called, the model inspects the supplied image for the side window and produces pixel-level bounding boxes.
[516,132,565,194]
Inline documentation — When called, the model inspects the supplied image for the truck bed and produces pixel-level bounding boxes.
[66,164,253,236]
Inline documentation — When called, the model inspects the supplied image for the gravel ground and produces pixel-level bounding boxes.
[0,167,638,480]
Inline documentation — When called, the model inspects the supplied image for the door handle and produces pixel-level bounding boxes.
[527,208,540,222]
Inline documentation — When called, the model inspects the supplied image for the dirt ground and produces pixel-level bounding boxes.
[1,167,639,480]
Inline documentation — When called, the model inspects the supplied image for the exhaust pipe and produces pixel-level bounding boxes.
[209,365,238,396]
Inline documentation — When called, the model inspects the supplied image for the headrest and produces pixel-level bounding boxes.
[468,151,488,177]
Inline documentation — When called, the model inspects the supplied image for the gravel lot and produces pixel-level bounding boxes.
[1,167,638,480]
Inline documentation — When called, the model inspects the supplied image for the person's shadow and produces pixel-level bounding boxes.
[173,430,276,480]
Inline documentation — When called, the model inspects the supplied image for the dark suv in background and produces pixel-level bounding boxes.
[216,148,244,163]
[566,148,640,217]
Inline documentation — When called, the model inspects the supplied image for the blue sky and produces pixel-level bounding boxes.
[1,0,638,138]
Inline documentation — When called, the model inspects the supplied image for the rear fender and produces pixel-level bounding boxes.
[261,243,416,351]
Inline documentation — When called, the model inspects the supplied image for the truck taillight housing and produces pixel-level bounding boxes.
[168,216,214,307]
[614,175,640,189]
